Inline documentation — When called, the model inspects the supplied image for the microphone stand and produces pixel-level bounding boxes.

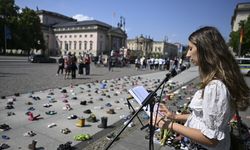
[105,73,171,150]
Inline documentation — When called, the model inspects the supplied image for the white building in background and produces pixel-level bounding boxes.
[37,10,127,56]
[127,35,178,59]
[231,2,250,31]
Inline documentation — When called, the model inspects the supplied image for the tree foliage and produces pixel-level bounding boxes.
[0,0,45,55]
[19,7,45,55]
[229,16,250,56]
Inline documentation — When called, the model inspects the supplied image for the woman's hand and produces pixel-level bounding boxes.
[159,103,175,120]
[152,115,172,129]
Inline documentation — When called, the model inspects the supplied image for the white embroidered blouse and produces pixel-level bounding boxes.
[185,80,233,150]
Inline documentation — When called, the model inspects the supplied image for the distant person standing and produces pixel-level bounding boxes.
[78,53,84,76]
[71,52,77,79]
[56,55,64,76]
[64,52,72,79]
[84,54,91,75]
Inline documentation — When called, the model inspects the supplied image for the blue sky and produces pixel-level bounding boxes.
[15,0,249,45]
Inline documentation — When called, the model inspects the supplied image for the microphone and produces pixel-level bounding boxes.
[167,68,177,78]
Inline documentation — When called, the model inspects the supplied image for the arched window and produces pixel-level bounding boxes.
[74,41,77,50]
[90,41,93,50]
[84,41,87,50]
[69,41,72,50]
[64,41,68,50]
[79,41,82,50]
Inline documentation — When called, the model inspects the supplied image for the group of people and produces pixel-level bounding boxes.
[135,56,189,72]
[56,52,91,79]
[152,26,249,150]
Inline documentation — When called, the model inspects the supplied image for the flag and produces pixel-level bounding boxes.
[240,27,244,44]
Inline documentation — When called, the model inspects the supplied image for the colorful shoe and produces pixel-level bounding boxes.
[74,134,91,141]
[75,117,85,127]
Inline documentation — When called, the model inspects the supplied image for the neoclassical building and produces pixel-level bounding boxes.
[231,2,250,31]
[127,35,178,59]
[37,10,127,56]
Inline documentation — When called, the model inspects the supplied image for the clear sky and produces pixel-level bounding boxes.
[15,0,249,45]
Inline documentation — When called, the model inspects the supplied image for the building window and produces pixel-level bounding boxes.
[90,41,93,50]
[79,41,82,50]
[64,41,68,50]
[60,41,62,49]
[90,34,93,38]
[65,35,67,38]
[100,41,103,50]
[79,35,82,38]
[69,35,72,38]
[69,41,72,50]
[74,41,77,50]
[60,35,62,38]
[84,41,87,50]
[85,35,87,38]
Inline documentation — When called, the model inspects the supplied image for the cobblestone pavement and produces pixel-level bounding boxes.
[0,56,160,97]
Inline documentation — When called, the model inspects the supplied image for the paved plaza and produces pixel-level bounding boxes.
[0,56,249,150]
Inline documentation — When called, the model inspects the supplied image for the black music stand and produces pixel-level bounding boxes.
[105,73,171,150]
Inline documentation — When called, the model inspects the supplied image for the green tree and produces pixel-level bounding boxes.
[19,7,45,55]
[0,0,19,54]
[229,16,250,56]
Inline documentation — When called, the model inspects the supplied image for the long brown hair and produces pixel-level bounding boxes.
[188,26,249,111]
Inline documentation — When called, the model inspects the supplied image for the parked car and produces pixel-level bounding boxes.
[28,55,56,63]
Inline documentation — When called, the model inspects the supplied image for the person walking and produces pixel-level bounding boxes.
[153,26,249,150]
[56,55,64,76]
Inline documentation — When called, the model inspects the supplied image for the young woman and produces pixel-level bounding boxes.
[153,26,249,150]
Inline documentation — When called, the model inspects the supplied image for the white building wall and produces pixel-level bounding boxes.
[232,3,250,31]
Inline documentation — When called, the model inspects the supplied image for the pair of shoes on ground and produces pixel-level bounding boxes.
[1,135,10,140]
[43,103,52,108]
[57,141,73,150]
[0,143,9,149]
[86,114,98,123]
[48,123,57,128]
[62,104,72,111]
[106,132,119,141]
[83,109,91,114]
[80,101,87,105]
[23,131,36,137]
[61,128,71,134]
[0,124,11,131]
[45,111,57,115]
[5,105,14,109]
[7,112,15,116]
[107,109,115,114]
[68,115,77,120]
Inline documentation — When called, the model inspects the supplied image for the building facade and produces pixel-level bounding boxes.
[37,10,127,56]
[127,35,178,59]
[231,2,250,31]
